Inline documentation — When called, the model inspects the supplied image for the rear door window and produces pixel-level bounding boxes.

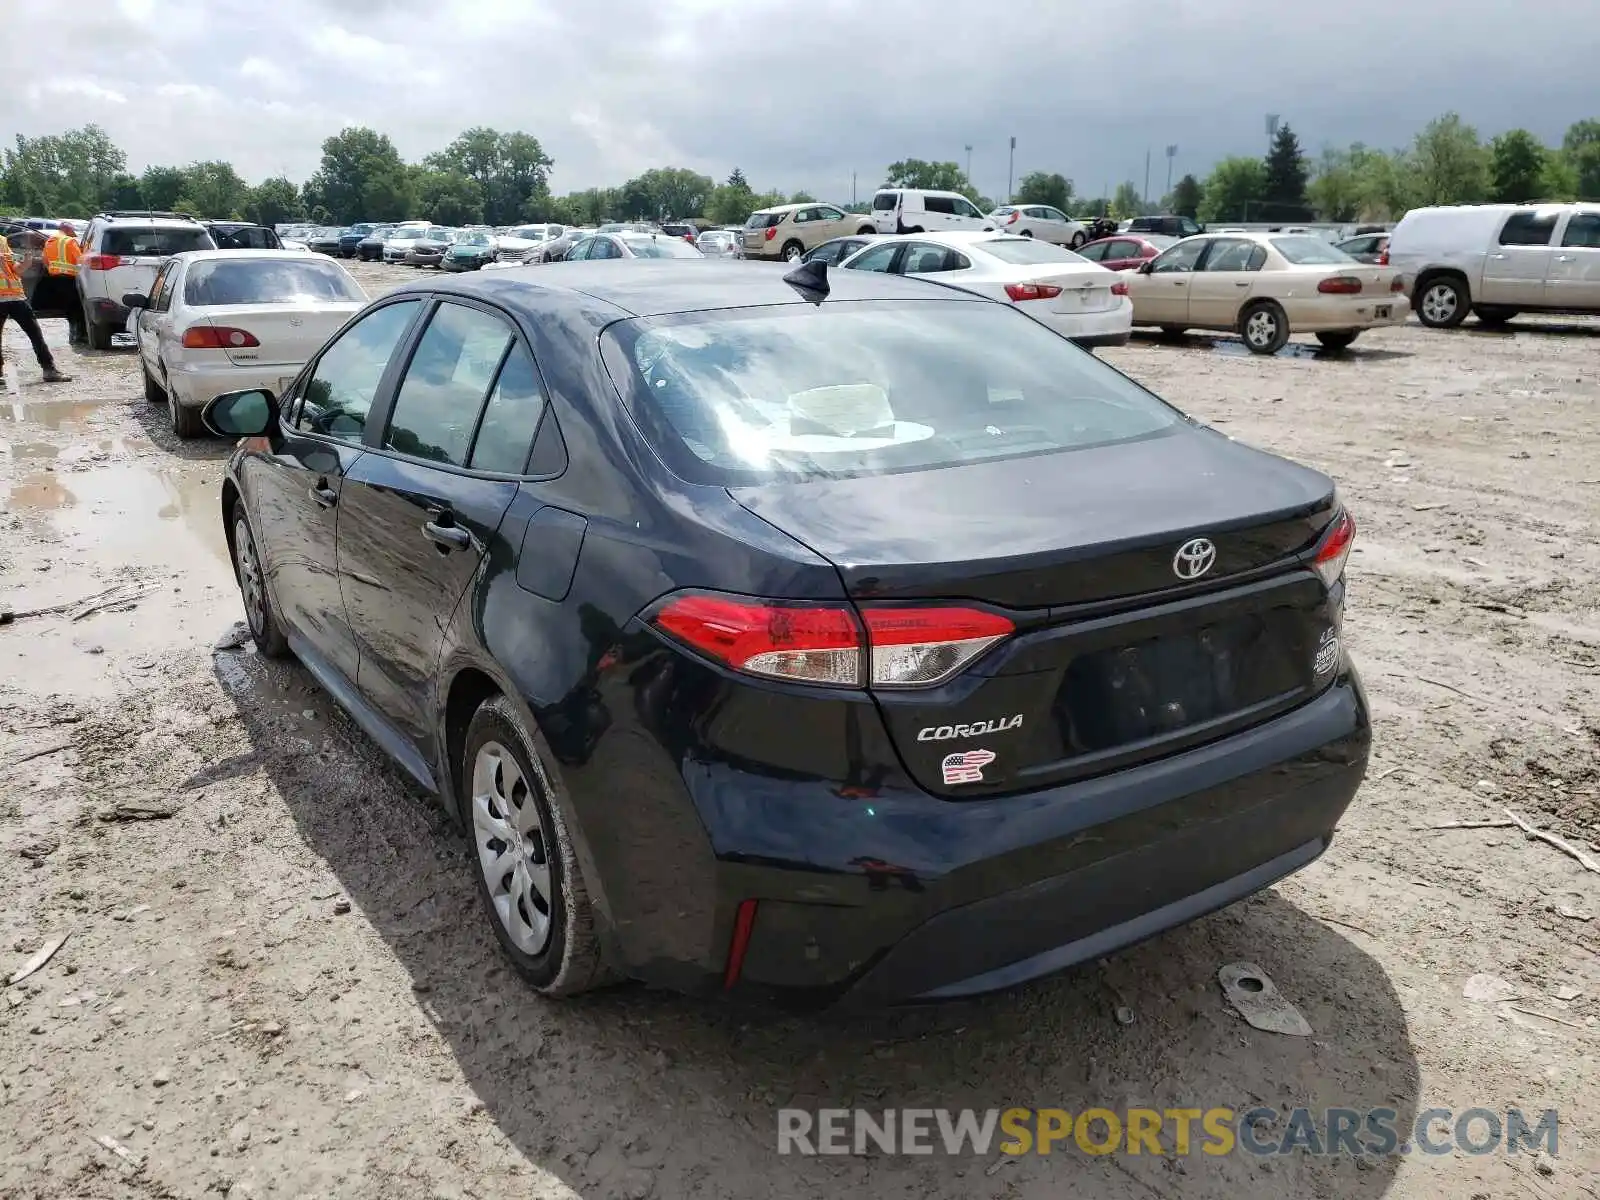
[385,302,515,466]
[1152,240,1206,273]
[1498,210,1560,246]
[1560,213,1600,248]
[101,226,213,256]
[468,343,548,475]
[1199,239,1258,272]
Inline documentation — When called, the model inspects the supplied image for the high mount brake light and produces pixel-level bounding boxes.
[650,593,1015,688]
[1313,510,1355,587]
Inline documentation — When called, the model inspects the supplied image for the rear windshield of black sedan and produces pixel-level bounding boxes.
[602,301,1183,484]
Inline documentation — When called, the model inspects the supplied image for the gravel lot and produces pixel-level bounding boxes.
[2,259,1598,1199]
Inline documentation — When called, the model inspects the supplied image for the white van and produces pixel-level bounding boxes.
[870,189,995,235]
[1387,202,1600,328]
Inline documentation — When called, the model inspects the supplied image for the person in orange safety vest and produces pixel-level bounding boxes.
[41,222,87,345]
[0,231,72,383]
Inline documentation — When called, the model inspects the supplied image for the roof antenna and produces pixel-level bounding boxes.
[782,258,829,306]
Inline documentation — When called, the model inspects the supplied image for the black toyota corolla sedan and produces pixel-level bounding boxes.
[203,260,1370,1007]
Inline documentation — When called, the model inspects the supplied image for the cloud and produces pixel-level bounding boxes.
[0,0,1593,205]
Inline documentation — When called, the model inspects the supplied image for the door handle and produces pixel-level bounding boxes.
[1556,254,1574,262]
[309,481,336,508]
[423,520,471,551]
[1235,281,1250,287]
[1172,280,1186,287]
[1490,253,1507,260]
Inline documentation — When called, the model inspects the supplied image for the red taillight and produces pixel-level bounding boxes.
[1313,510,1355,587]
[652,594,862,685]
[684,234,695,244]
[1377,248,1389,266]
[1005,211,1020,223]
[85,254,121,271]
[722,899,759,990]
[649,592,1014,688]
[860,607,1015,687]
[1390,275,1405,293]
[1004,282,1063,301]
[1317,276,1363,295]
[1110,280,1129,296]
[182,325,260,349]
[764,226,777,241]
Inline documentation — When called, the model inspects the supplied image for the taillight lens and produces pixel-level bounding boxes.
[652,594,862,685]
[1004,282,1063,301]
[1313,510,1355,587]
[649,593,1014,688]
[1005,211,1020,223]
[1110,280,1129,296]
[1390,275,1405,293]
[182,325,260,349]
[861,607,1015,687]
[1317,276,1363,295]
[86,254,121,271]
[1377,247,1389,266]
[763,226,777,241]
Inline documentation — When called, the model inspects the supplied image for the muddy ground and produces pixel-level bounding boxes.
[2,260,1597,1199]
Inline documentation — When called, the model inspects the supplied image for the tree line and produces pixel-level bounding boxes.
[4,113,1597,232]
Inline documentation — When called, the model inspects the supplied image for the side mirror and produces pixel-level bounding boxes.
[1137,260,1155,275]
[123,293,150,309]
[203,388,277,438]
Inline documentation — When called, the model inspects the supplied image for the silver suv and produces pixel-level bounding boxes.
[77,212,214,349]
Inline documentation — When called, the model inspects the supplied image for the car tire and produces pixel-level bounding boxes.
[228,497,290,659]
[142,362,165,404]
[1070,232,1086,249]
[463,694,614,997]
[906,227,924,234]
[1020,229,1033,238]
[168,388,206,439]
[856,226,875,236]
[1473,305,1518,327]
[1239,300,1290,355]
[84,302,113,351]
[1316,331,1359,352]
[780,240,804,262]
[1158,325,1188,339]
[1415,275,1469,328]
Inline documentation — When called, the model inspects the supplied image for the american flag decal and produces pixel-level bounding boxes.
[941,749,997,786]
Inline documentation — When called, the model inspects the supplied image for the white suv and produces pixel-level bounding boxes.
[77,212,215,349]
[1387,202,1600,328]
[870,188,995,235]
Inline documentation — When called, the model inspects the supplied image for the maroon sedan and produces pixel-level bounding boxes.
[1077,233,1179,271]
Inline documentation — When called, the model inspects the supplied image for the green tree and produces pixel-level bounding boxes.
[726,167,748,190]
[2,125,127,214]
[883,159,976,199]
[1562,119,1600,198]
[707,182,756,226]
[140,165,188,212]
[1262,122,1309,215]
[1539,153,1579,201]
[628,167,716,220]
[426,127,554,225]
[1014,171,1073,211]
[411,168,482,225]
[788,190,817,204]
[1197,157,1266,223]
[1349,147,1415,220]
[1488,129,1548,203]
[1110,181,1145,219]
[1308,148,1360,221]
[304,127,409,224]
[1410,113,1488,206]
[174,160,249,218]
[245,176,303,226]
[1170,173,1201,218]
[103,173,143,210]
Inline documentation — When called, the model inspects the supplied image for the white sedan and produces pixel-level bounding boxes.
[837,231,1132,348]
[1123,232,1410,354]
[128,250,366,438]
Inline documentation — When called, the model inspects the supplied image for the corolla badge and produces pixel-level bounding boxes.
[1173,537,1218,581]
[918,715,1023,742]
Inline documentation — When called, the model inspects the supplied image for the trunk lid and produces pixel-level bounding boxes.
[730,428,1344,797]
[1043,269,1119,314]
[201,302,361,367]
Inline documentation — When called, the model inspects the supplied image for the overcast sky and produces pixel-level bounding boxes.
[2,0,1595,205]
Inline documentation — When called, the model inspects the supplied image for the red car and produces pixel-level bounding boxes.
[1077,233,1179,271]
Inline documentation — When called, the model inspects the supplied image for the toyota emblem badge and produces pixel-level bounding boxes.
[1173,537,1218,581]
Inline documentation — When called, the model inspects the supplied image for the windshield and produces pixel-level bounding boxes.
[1271,236,1355,265]
[367,227,395,240]
[976,238,1088,266]
[509,226,548,240]
[182,257,365,305]
[623,236,703,259]
[601,301,1182,485]
[456,231,492,246]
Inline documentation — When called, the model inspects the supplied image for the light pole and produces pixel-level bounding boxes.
[1165,144,1177,199]
[1007,136,1016,203]
[1142,148,1151,210]
[964,144,972,182]
[1266,113,1279,155]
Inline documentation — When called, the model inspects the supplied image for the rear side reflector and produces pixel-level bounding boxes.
[85,254,121,271]
[1317,275,1363,295]
[1313,510,1356,587]
[649,592,1015,688]
[1005,282,1063,301]
[723,899,759,990]
[183,325,260,349]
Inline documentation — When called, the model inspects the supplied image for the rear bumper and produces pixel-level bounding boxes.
[86,296,127,325]
[1282,296,1411,332]
[165,359,301,411]
[1033,297,1135,347]
[584,665,1370,1007]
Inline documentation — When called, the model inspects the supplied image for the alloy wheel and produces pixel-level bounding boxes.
[471,741,554,956]
[233,516,265,635]
[1245,309,1279,349]
[1421,283,1458,325]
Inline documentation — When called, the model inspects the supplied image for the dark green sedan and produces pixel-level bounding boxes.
[441,231,498,272]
